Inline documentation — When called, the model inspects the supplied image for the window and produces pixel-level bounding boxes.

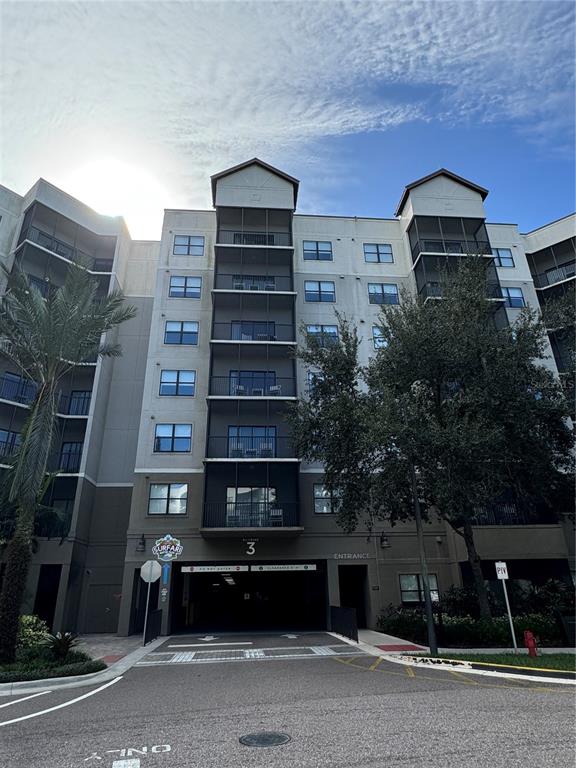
[169,276,202,298]
[59,441,83,472]
[227,426,276,458]
[368,283,399,305]
[227,487,277,508]
[501,287,525,308]
[173,235,204,256]
[148,483,188,515]
[306,324,338,347]
[0,428,20,457]
[305,280,335,302]
[164,321,199,345]
[372,326,387,350]
[303,240,333,261]
[364,243,393,263]
[400,574,439,604]
[492,248,514,268]
[307,370,323,394]
[159,370,196,396]
[0,372,36,404]
[230,321,275,341]
[314,484,342,514]
[154,424,192,452]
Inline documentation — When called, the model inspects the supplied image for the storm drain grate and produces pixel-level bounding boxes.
[239,732,291,748]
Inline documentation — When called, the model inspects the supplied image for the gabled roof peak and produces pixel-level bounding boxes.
[211,158,299,207]
[395,169,489,217]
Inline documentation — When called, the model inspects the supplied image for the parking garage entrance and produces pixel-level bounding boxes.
[171,561,327,632]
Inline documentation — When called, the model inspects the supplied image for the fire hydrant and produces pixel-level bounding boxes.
[524,630,538,658]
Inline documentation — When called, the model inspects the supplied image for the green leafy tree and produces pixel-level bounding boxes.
[0,266,136,662]
[289,259,574,620]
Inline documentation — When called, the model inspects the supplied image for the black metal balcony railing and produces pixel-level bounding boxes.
[209,377,296,397]
[0,376,91,415]
[418,281,504,301]
[0,438,19,459]
[217,230,292,247]
[206,436,295,459]
[21,226,113,272]
[203,502,299,528]
[412,239,492,260]
[212,322,295,342]
[533,263,576,288]
[214,274,293,292]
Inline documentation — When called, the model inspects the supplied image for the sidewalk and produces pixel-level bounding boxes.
[358,629,427,653]
[77,634,144,664]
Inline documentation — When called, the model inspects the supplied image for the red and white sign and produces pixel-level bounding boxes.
[495,561,508,580]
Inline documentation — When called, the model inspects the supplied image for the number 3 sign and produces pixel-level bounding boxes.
[246,541,256,555]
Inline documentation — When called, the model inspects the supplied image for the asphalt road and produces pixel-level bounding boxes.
[1,632,574,768]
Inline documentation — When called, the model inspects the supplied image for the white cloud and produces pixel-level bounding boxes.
[0,0,573,236]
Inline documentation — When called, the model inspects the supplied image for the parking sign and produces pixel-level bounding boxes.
[495,561,508,580]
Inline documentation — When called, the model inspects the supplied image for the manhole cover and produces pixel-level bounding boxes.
[239,732,291,748]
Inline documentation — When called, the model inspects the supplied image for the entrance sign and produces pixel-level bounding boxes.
[495,561,517,652]
[495,561,508,580]
[333,553,370,560]
[182,565,249,573]
[152,534,183,562]
[140,560,161,583]
[252,564,316,572]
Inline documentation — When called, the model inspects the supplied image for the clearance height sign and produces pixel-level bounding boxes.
[182,564,317,573]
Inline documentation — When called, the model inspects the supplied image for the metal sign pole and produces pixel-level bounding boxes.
[142,563,152,647]
[501,578,518,653]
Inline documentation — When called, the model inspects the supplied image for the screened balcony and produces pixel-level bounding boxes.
[216,207,292,247]
[414,254,503,302]
[209,374,296,397]
[408,216,491,262]
[214,273,293,292]
[211,321,295,342]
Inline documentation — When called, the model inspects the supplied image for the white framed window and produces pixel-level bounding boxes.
[492,248,515,268]
[368,283,399,305]
[173,235,204,256]
[372,326,387,350]
[364,243,393,263]
[148,483,188,515]
[501,287,525,308]
[303,240,333,261]
[399,574,439,603]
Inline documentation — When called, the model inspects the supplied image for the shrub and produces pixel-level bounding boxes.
[17,615,49,649]
[0,659,106,684]
[42,631,79,660]
[377,607,564,647]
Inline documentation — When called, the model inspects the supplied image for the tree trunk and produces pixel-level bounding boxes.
[462,518,492,619]
[0,504,35,663]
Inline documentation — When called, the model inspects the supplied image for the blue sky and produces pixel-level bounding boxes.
[1,0,574,238]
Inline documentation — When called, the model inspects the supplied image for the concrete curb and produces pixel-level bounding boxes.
[328,632,576,686]
[0,636,166,697]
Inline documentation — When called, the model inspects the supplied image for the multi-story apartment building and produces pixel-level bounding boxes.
[0,160,573,635]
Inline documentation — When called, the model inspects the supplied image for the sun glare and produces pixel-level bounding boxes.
[61,158,168,240]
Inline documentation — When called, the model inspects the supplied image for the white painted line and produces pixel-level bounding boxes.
[244,649,265,658]
[311,646,337,656]
[0,677,122,727]
[0,690,51,709]
[112,760,140,768]
[167,642,253,648]
[171,652,196,662]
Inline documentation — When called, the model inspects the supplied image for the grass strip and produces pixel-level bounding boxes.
[422,653,575,671]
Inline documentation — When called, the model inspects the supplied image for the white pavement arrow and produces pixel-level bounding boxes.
[199,635,218,642]
[281,634,298,639]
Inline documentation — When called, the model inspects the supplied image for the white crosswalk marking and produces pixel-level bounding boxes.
[310,646,337,656]
[171,652,196,662]
[244,649,265,658]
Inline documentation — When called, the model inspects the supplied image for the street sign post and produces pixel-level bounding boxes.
[495,561,517,653]
[140,560,161,646]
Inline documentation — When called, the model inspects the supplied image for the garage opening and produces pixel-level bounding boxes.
[171,561,327,632]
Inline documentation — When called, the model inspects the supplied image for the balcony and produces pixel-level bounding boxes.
[58,442,83,472]
[418,280,504,302]
[206,436,296,460]
[211,322,295,343]
[472,503,556,526]
[209,376,296,398]
[411,238,492,260]
[20,226,114,272]
[0,376,91,415]
[217,230,292,247]
[203,502,300,530]
[533,262,575,289]
[214,273,293,292]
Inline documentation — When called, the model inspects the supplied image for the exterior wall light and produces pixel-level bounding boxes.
[136,535,146,553]
[380,534,390,548]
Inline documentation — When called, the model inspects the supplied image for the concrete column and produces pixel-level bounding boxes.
[117,563,138,636]
[22,563,41,615]
[52,563,71,633]
[326,557,340,607]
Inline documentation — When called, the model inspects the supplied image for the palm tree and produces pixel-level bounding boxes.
[0,265,136,662]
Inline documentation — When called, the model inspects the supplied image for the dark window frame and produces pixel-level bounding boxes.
[368,283,400,305]
[363,243,394,263]
[164,320,199,345]
[492,248,515,268]
[501,287,525,308]
[399,573,439,604]
[173,235,204,256]
[304,280,336,302]
[148,483,188,515]
[305,324,339,347]
[303,240,333,261]
[154,423,193,453]
[313,483,342,514]
[169,275,202,298]
[159,370,196,396]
